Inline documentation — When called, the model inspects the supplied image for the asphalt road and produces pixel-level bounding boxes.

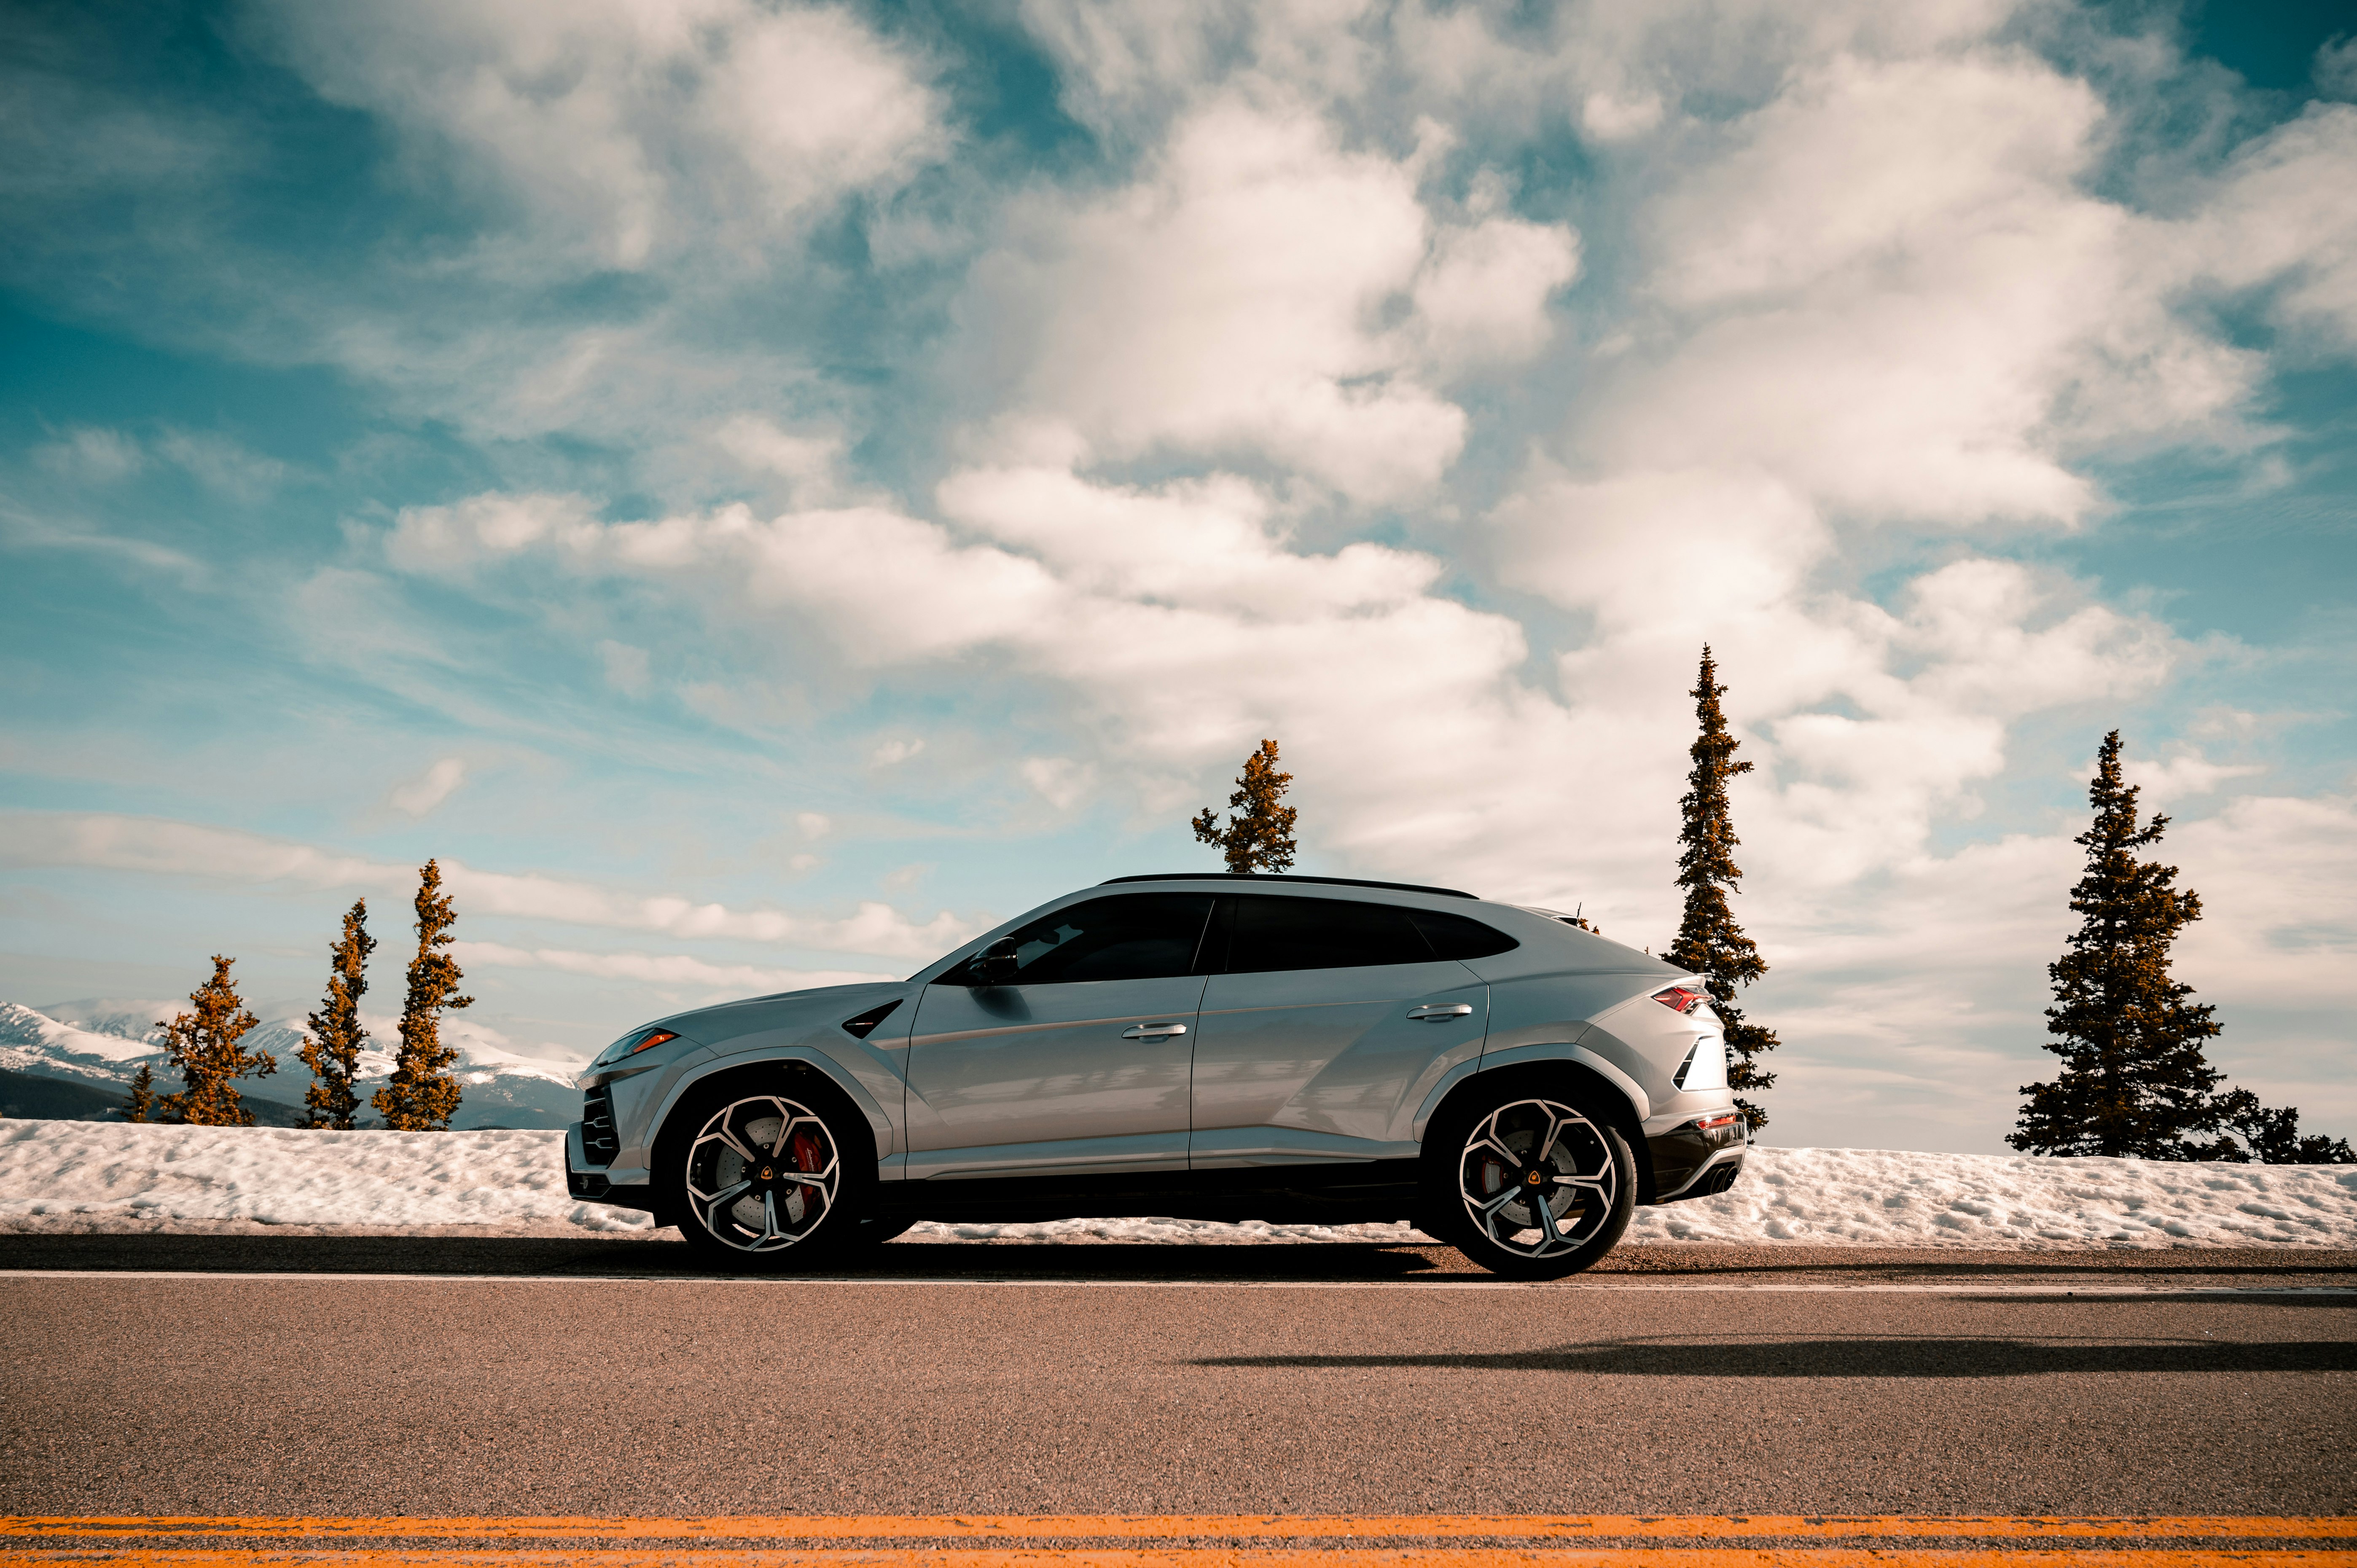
[3,1240,2352,1519]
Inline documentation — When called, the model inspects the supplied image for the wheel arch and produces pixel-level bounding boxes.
[1418,1047,1659,1206]
[646,1052,889,1226]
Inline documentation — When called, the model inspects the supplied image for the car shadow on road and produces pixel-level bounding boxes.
[1191,1337,2357,1376]
[0,1232,1471,1281]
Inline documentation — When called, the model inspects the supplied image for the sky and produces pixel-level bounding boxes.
[2,0,2353,1153]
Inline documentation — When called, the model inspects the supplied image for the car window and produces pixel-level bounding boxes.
[1222,895,1436,973]
[953,893,1216,985]
[1407,908,1520,961]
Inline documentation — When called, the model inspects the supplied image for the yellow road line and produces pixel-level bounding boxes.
[6,1518,2353,1543]
[4,1551,2357,1568]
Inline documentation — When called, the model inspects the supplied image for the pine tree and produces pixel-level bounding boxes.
[1192,739,1300,873]
[2009,731,2223,1159]
[156,956,276,1126]
[301,899,375,1130]
[122,1063,156,1124]
[373,860,472,1132]
[2196,1088,2354,1165]
[1664,646,1779,1132]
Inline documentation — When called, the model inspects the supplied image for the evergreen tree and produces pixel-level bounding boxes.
[2010,731,2223,1158]
[1664,646,1780,1131]
[122,1063,156,1124]
[2196,1088,2354,1165]
[1192,739,1300,873]
[156,956,276,1126]
[301,899,375,1130]
[373,860,473,1131]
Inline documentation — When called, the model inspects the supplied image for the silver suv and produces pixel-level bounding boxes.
[566,873,1745,1278]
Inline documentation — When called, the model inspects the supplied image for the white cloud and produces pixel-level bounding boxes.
[153,429,288,500]
[1581,89,1664,140]
[32,427,144,483]
[0,812,973,961]
[2190,103,2357,350]
[256,0,946,273]
[2320,36,2357,99]
[2121,750,2266,802]
[388,757,468,817]
[596,639,651,698]
[1411,209,1582,372]
[1615,50,2256,526]
[452,941,892,994]
[869,737,925,767]
[935,465,1439,617]
[712,415,847,504]
[1021,756,1096,811]
[0,499,207,584]
[957,96,1479,502]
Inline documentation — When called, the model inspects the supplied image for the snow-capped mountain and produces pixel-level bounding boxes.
[0,999,585,1129]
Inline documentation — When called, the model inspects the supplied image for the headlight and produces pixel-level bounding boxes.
[592,1026,680,1069]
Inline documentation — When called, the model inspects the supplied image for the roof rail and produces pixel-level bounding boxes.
[1099,872,1477,899]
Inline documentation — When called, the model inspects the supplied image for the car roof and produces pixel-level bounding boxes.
[1099,872,1477,899]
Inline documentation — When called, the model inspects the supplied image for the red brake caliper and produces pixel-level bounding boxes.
[1478,1151,1513,1221]
[787,1127,826,1226]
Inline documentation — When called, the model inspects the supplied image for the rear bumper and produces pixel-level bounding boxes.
[1644,1118,1747,1203]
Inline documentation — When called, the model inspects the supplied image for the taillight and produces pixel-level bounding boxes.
[1693,1112,1739,1133]
[1653,985,1705,1014]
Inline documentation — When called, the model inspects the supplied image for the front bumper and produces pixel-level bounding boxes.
[565,1120,659,1214]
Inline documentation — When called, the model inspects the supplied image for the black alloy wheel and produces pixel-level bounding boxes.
[665,1078,873,1268]
[1424,1077,1636,1279]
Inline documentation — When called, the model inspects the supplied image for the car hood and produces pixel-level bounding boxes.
[653,978,914,1053]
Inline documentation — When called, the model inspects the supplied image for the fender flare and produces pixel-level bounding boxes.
[649,1045,898,1169]
[1413,1040,1658,1203]
[1477,1041,1652,1124]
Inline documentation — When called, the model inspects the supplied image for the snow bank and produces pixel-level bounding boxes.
[1624,1144,2357,1248]
[0,1120,653,1235]
[2,1120,2351,1247]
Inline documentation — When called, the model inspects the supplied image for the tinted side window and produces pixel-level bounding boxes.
[958,894,1215,985]
[1408,909,1520,961]
[1224,895,1435,973]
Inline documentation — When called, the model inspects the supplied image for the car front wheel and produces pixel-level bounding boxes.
[1426,1079,1635,1280]
[664,1080,871,1267]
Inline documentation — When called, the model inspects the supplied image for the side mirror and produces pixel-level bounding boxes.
[968,937,1021,987]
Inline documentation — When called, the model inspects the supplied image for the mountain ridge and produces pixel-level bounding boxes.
[0,1000,582,1130]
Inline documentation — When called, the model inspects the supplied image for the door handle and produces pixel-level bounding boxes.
[1120,1023,1188,1040]
[1406,1004,1473,1021]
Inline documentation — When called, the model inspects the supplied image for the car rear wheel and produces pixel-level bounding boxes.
[664,1079,872,1268]
[1426,1079,1635,1279]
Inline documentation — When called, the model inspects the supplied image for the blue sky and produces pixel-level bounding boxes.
[3,0,2353,1151]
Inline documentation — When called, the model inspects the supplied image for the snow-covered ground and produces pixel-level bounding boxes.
[3,1120,2352,1247]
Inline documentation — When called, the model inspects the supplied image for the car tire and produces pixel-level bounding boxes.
[1423,1074,1636,1280]
[660,1074,875,1270]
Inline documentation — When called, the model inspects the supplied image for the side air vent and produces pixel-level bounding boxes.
[581,1085,619,1165]
[841,998,903,1040]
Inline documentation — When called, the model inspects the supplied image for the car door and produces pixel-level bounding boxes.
[1190,894,1493,1168]
[903,891,1215,1181]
